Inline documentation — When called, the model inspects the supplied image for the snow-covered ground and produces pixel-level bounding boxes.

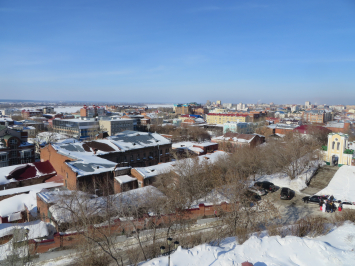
[317,165,355,203]
[143,222,355,266]
[0,220,50,261]
[255,160,323,192]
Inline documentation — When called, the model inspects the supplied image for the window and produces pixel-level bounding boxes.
[332,141,335,149]
[9,138,18,147]
[0,153,7,162]
[337,142,340,150]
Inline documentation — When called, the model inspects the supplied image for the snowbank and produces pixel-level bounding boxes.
[0,190,39,218]
[255,160,322,192]
[317,165,355,203]
[143,222,355,266]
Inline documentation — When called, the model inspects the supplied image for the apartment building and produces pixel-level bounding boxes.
[99,117,134,136]
[302,110,332,124]
[174,104,192,115]
[223,122,253,134]
[21,109,43,119]
[0,125,35,168]
[80,105,106,118]
[206,113,249,124]
[42,107,55,114]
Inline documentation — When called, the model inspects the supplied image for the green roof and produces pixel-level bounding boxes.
[3,135,13,141]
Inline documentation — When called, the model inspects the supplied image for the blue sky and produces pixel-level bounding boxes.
[0,0,355,104]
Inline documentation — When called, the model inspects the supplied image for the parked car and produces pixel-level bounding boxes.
[254,181,277,192]
[280,187,294,200]
[302,195,328,204]
[248,187,266,196]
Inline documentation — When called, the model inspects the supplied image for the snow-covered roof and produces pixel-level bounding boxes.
[0,182,62,197]
[114,175,137,184]
[212,133,256,143]
[0,220,49,240]
[172,141,216,149]
[48,186,164,224]
[0,161,56,186]
[134,151,227,179]
[108,130,171,151]
[51,142,130,177]
[0,190,40,218]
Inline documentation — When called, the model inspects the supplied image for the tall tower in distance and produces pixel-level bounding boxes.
[305,101,311,108]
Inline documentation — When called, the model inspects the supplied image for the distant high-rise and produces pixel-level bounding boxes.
[305,101,311,108]
[216,100,222,105]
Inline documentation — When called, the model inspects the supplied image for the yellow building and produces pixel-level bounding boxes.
[206,113,248,124]
[324,133,353,166]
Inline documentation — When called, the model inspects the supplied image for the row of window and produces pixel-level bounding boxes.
[116,149,170,163]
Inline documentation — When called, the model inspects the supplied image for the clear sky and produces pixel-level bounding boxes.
[1,0,355,104]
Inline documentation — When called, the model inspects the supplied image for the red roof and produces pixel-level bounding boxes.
[7,161,56,181]
[294,125,331,134]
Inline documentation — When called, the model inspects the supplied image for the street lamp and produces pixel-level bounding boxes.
[160,237,179,266]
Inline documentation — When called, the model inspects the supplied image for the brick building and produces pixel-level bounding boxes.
[40,131,171,193]
[0,125,35,168]
[80,105,106,118]
[302,110,332,124]
[174,104,192,115]
[21,109,43,119]
[206,113,249,124]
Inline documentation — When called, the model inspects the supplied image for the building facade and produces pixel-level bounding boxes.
[99,118,134,136]
[324,133,354,166]
[52,118,100,140]
[0,125,35,168]
[206,113,248,124]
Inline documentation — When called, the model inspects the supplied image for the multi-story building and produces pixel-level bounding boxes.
[302,110,332,124]
[0,117,14,126]
[305,101,311,108]
[99,117,134,136]
[237,103,245,110]
[206,113,249,124]
[174,104,192,115]
[52,118,100,140]
[223,122,253,134]
[0,125,35,168]
[40,131,172,192]
[21,109,43,119]
[42,107,55,114]
[291,105,300,112]
[80,105,106,118]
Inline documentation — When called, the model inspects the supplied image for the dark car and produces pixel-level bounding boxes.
[280,187,294,200]
[302,195,328,204]
[254,181,277,192]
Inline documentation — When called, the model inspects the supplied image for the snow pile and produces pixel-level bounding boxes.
[0,190,39,219]
[256,160,322,192]
[143,222,355,266]
[0,220,49,261]
[317,165,355,203]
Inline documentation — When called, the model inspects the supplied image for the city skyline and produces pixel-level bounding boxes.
[1,0,355,104]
